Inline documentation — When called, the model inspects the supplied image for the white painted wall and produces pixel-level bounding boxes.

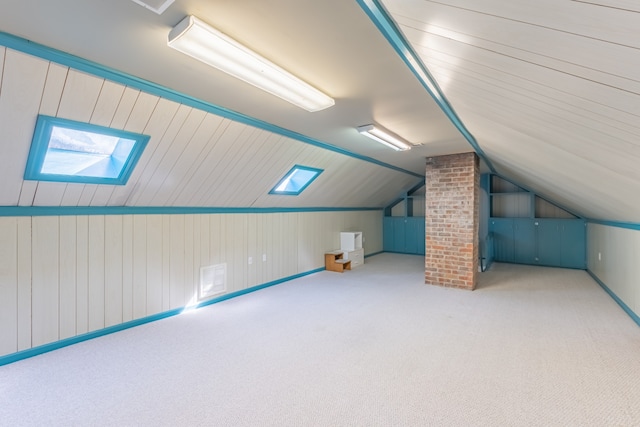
[0,210,383,357]
[587,223,640,318]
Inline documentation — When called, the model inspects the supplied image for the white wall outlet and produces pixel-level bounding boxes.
[248,257,253,265]
[598,252,602,261]
[262,254,267,262]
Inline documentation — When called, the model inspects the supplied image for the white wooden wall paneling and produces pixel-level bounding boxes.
[122,215,134,322]
[16,217,32,351]
[139,108,207,206]
[126,104,192,206]
[260,214,272,282]
[390,1,640,83]
[162,114,228,205]
[405,25,640,116]
[31,216,59,347]
[75,216,89,334]
[58,216,77,339]
[195,125,264,206]
[465,112,636,220]
[19,62,68,206]
[208,214,223,286]
[89,88,143,206]
[153,108,209,206]
[0,210,384,357]
[87,216,105,332]
[438,77,640,188]
[210,129,265,206]
[245,214,256,288]
[199,213,210,285]
[249,140,319,207]
[0,218,18,355]
[132,215,147,319]
[441,69,640,179]
[183,214,196,306]
[396,0,640,48]
[153,113,225,206]
[104,215,123,327]
[169,117,235,206]
[222,214,237,292]
[0,50,49,205]
[403,21,640,117]
[161,216,171,310]
[296,212,313,272]
[422,42,640,133]
[169,215,185,309]
[146,215,163,315]
[284,212,298,277]
[272,213,283,282]
[425,51,640,155]
[234,134,307,207]
[92,80,127,127]
[110,98,181,206]
[214,129,275,206]
[92,91,160,206]
[61,80,126,207]
[34,70,104,206]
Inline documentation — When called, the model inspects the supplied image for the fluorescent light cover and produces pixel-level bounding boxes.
[357,124,411,151]
[168,15,335,112]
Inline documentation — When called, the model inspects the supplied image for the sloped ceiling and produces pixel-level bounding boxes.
[382,0,640,222]
[0,0,638,219]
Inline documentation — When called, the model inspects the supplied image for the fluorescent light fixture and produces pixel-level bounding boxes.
[357,124,411,151]
[168,15,335,112]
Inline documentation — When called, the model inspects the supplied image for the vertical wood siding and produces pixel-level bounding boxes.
[588,224,640,319]
[0,210,382,357]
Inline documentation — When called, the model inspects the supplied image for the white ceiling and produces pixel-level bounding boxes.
[0,0,638,220]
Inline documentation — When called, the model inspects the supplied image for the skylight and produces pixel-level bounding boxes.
[24,115,150,185]
[269,165,323,195]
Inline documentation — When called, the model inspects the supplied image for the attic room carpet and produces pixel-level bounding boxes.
[1,254,639,426]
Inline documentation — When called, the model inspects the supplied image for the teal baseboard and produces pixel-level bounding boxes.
[0,267,324,367]
[587,270,640,327]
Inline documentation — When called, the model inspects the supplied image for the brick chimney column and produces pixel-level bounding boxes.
[425,152,479,290]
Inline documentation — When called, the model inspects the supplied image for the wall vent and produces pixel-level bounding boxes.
[130,0,175,15]
[199,263,227,300]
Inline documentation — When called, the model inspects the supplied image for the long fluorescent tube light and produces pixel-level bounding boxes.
[357,124,411,151]
[168,15,335,112]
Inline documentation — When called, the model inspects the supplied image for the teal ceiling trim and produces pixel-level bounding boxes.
[0,31,422,179]
[356,0,496,173]
[0,206,383,217]
[587,219,640,231]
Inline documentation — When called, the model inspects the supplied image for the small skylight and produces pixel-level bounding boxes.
[24,115,150,185]
[269,165,323,196]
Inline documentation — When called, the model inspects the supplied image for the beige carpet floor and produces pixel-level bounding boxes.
[1,253,639,426]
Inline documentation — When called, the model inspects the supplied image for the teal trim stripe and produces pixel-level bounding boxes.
[587,219,640,231]
[356,0,496,173]
[0,267,324,367]
[587,270,640,327]
[0,206,382,217]
[0,31,422,179]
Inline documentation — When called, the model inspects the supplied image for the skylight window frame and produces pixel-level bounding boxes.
[269,164,323,196]
[24,115,150,185]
